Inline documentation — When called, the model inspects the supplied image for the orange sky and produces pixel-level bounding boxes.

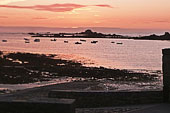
[0,0,170,29]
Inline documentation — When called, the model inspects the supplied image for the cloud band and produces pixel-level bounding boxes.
[0,3,112,12]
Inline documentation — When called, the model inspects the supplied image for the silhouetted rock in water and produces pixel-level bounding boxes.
[161,32,170,39]
[138,32,170,40]
[85,29,93,34]
[80,29,105,38]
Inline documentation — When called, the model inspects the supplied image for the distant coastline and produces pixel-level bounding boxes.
[29,29,124,38]
[131,32,170,40]
[28,29,170,40]
[0,26,169,36]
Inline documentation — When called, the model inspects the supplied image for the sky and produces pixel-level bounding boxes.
[0,0,170,30]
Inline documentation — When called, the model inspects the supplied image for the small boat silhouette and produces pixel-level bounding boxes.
[2,40,7,42]
[75,42,82,44]
[91,41,98,43]
[25,40,30,43]
[80,39,86,42]
[34,39,40,42]
[51,39,56,41]
[116,42,123,44]
[64,40,68,43]
[24,38,29,41]
[111,41,115,43]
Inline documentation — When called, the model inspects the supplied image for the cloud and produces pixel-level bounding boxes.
[32,17,48,20]
[143,20,170,24]
[0,3,112,12]
[154,20,170,23]
[94,5,113,8]
[0,16,8,18]
[0,0,27,5]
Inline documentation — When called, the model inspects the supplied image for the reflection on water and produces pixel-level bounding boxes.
[0,33,170,71]
[0,33,168,92]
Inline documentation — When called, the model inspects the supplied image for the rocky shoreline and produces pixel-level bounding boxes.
[0,51,160,84]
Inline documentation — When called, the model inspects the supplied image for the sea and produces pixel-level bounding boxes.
[0,32,170,92]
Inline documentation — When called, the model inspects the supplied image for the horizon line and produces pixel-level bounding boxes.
[0,26,170,30]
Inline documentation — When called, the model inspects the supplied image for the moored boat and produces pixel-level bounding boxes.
[34,39,40,42]
[64,40,68,43]
[25,40,30,43]
[91,41,98,43]
[80,39,86,42]
[51,38,56,41]
[2,40,7,42]
[75,42,82,44]
[116,42,123,44]
[24,38,29,41]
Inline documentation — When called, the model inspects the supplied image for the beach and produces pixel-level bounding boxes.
[0,51,161,93]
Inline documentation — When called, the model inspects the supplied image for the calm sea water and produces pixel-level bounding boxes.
[0,33,170,71]
[0,33,169,91]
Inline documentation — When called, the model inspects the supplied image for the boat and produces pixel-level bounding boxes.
[34,39,40,42]
[80,39,86,42]
[25,40,30,43]
[2,40,7,42]
[51,38,56,41]
[64,40,68,43]
[24,38,29,41]
[91,41,98,43]
[111,41,115,43]
[116,42,123,44]
[75,42,82,44]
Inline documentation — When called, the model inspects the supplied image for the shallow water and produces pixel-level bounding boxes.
[0,33,168,91]
[0,33,170,70]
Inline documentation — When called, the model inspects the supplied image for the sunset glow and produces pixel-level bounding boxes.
[0,0,170,29]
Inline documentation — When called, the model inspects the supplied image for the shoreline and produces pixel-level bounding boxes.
[0,50,162,93]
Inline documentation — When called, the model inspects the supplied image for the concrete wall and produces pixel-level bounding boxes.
[49,90,163,108]
[163,48,170,102]
[0,97,75,113]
